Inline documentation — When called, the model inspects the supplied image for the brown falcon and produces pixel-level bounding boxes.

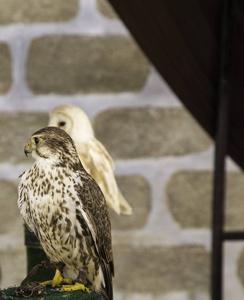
[48,104,132,215]
[18,126,114,299]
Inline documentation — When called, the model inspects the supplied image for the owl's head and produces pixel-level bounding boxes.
[24,126,80,167]
[48,105,94,144]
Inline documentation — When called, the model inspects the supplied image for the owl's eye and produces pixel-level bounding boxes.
[34,137,40,145]
[58,121,66,127]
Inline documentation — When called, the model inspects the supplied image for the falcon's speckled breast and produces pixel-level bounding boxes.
[18,126,114,299]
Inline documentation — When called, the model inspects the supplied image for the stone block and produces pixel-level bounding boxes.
[97,0,118,19]
[0,43,11,94]
[110,175,151,230]
[166,171,211,229]
[0,112,48,164]
[113,245,210,295]
[0,180,20,234]
[224,172,244,230]
[0,0,79,24]
[166,171,244,230]
[237,247,244,288]
[94,107,212,159]
[0,246,26,288]
[26,36,149,94]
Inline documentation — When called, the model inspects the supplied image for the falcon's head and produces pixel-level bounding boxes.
[48,105,94,143]
[24,126,80,167]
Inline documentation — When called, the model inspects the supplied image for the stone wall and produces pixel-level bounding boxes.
[0,1,244,299]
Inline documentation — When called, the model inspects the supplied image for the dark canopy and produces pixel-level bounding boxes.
[108,0,244,170]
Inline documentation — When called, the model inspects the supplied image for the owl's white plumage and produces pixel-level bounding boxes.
[48,105,132,215]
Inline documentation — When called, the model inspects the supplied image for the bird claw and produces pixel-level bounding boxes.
[76,267,88,285]
[59,282,89,293]
[38,269,90,293]
[39,269,72,287]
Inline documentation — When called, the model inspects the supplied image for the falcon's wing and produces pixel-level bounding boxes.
[77,138,132,215]
[18,177,39,237]
[75,171,114,298]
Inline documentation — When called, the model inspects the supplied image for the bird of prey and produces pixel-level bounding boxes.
[18,127,114,299]
[48,105,132,215]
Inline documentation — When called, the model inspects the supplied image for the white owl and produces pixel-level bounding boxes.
[48,105,132,215]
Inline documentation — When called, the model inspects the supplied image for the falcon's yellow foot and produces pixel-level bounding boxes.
[39,269,72,287]
[60,282,89,293]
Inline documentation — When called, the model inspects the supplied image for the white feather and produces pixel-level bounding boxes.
[48,104,132,215]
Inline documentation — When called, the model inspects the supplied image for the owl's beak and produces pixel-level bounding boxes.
[24,142,33,157]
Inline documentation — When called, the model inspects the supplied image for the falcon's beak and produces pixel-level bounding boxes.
[24,142,33,157]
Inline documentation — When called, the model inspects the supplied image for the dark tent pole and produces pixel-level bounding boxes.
[211,0,233,299]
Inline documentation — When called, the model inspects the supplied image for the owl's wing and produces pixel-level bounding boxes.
[77,138,132,215]
[75,172,114,298]
[117,189,133,215]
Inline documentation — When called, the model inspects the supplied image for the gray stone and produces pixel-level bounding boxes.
[94,108,212,159]
[0,180,20,234]
[237,247,244,288]
[166,171,212,229]
[0,43,12,94]
[166,171,244,230]
[97,0,118,19]
[110,175,151,230]
[0,246,26,288]
[113,245,210,295]
[225,172,244,231]
[0,112,48,164]
[26,36,149,94]
[0,0,79,24]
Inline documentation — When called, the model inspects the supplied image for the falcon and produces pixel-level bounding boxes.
[48,104,132,215]
[18,126,114,300]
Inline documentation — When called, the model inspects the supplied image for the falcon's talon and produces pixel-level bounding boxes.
[75,267,88,285]
[59,282,89,293]
[39,269,72,288]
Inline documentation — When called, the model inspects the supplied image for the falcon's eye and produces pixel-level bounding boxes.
[34,137,40,145]
[31,137,42,145]
[58,121,66,127]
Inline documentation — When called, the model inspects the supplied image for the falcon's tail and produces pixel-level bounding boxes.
[101,259,113,300]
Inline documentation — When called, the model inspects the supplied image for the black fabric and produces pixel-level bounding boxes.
[108,0,244,170]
